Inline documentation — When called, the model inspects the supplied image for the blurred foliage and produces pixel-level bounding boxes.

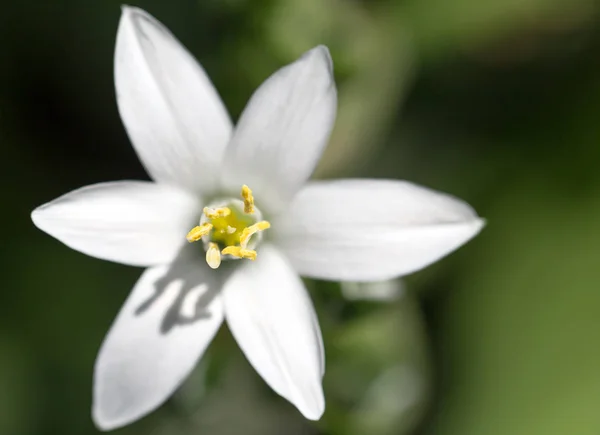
[1,0,600,434]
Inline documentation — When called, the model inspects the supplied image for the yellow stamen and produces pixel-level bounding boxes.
[222,245,257,260]
[203,207,231,219]
[186,185,270,267]
[206,243,222,269]
[241,185,254,214]
[186,223,213,242]
[239,221,271,248]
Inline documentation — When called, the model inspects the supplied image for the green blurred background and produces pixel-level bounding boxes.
[2,0,600,434]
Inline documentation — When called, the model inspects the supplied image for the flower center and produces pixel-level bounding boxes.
[185,185,271,269]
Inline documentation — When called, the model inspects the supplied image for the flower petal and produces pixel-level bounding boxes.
[116,6,232,193]
[93,259,224,430]
[273,179,484,281]
[223,245,325,420]
[31,181,199,267]
[221,46,337,213]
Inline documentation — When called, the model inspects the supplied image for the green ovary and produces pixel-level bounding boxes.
[208,204,255,249]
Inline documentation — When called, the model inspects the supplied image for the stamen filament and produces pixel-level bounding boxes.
[241,185,255,214]
[240,221,271,248]
[222,245,257,260]
[186,223,213,242]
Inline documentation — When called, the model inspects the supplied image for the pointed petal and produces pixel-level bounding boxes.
[221,46,337,213]
[31,181,199,267]
[223,245,325,419]
[93,259,224,430]
[273,179,484,281]
[116,7,232,193]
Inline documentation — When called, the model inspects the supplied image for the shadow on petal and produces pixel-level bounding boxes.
[134,244,233,334]
[93,245,233,430]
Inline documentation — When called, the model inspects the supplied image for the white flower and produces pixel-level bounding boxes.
[30,6,484,431]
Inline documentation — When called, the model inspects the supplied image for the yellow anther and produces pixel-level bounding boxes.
[203,207,231,219]
[186,223,213,243]
[206,243,222,269]
[187,185,269,268]
[241,185,254,214]
[222,245,257,260]
[240,221,271,248]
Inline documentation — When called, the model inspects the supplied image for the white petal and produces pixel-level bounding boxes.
[223,245,325,420]
[116,7,232,193]
[221,46,337,213]
[31,181,199,267]
[93,259,224,430]
[273,179,484,281]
